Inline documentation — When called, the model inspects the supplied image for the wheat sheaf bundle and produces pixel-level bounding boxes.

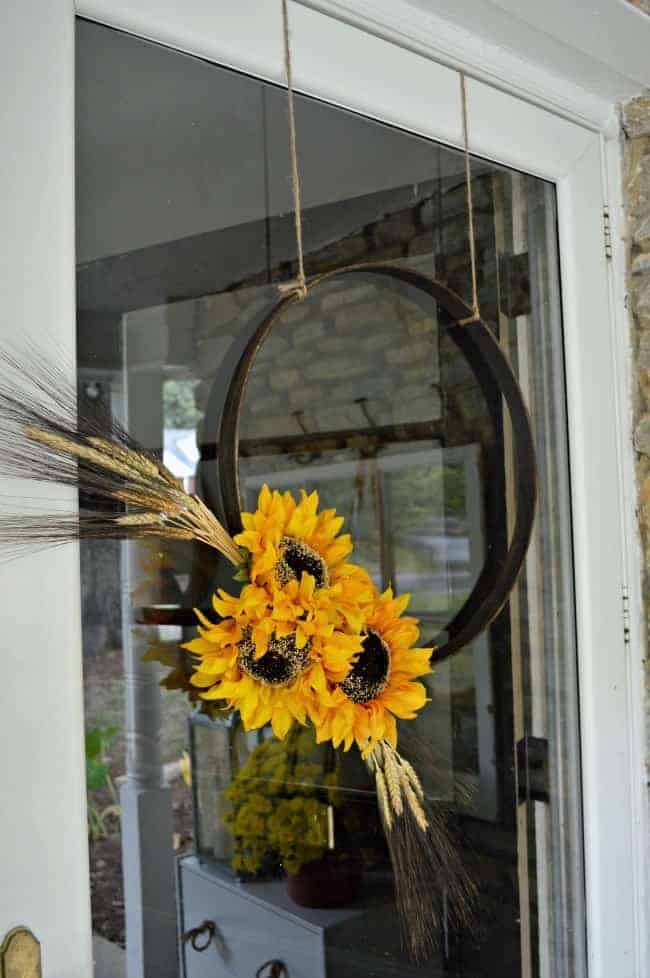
[0,350,241,564]
[369,740,477,961]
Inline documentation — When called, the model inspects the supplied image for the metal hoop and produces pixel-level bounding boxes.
[214,263,537,663]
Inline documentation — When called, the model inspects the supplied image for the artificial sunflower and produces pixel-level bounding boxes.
[234,485,357,592]
[313,588,433,757]
[184,579,363,739]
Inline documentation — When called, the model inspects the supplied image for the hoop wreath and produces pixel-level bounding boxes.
[212,263,537,663]
[0,261,537,960]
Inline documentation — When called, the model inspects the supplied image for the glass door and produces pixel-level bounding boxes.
[76,17,585,978]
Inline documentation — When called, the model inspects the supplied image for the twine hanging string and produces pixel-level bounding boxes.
[277,0,308,301]
[275,20,480,319]
[458,73,481,326]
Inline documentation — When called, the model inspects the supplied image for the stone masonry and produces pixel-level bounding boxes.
[623,94,650,771]
[192,173,498,466]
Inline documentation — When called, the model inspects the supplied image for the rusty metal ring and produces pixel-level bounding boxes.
[256,961,289,978]
[215,262,537,663]
[183,919,216,952]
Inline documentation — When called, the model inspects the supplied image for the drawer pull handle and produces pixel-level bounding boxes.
[256,960,289,978]
[183,920,216,953]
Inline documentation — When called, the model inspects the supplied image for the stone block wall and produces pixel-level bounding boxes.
[623,94,650,770]
[192,173,498,468]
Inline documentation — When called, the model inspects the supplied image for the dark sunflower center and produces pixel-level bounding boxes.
[238,630,311,687]
[340,629,391,704]
[275,535,329,589]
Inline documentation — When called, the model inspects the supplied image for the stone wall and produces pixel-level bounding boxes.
[623,94,650,770]
[192,173,498,462]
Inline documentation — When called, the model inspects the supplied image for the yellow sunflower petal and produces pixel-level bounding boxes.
[258,483,273,515]
[190,671,219,689]
[194,607,214,629]
[271,707,293,740]
[383,711,398,748]
[182,637,218,655]
[324,536,353,565]
[381,681,428,717]
[299,572,316,602]
[233,529,261,554]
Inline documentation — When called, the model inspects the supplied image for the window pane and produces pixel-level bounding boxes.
[76,18,585,978]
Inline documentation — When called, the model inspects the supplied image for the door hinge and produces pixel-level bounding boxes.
[603,206,613,261]
[622,583,631,645]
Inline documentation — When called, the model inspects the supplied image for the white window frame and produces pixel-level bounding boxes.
[0,2,646,977]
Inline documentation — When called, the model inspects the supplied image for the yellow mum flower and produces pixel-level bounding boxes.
[234,484,356,592]
[312,588,433,757]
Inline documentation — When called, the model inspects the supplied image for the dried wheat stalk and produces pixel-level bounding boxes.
[368,738,477,962]
[0,350,243,565]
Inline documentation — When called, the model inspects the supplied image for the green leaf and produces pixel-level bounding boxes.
[98,726,117,753]
[85,728,102,760]
[86,758,109,791]
[86,725,117,762]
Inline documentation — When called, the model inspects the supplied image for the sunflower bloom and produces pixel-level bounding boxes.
[183,583,363,740]
[234,485,355,591]
[313,588,432,756]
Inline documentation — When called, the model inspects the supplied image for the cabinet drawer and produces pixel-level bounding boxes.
[179,860,326,978]
[178,857,430,978]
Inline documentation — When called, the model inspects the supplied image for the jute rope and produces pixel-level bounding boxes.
[276,10,481,321]
[278,0,308,301]
[458,72,481,326]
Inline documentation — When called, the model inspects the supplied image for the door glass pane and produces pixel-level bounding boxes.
[76,17,585,978]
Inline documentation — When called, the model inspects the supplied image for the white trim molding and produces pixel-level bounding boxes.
[0,3,92,978]
[298,0,616,130]
[299,0,650,131]
[555,132,646,978]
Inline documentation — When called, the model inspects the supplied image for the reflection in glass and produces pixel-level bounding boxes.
[76,17,584,978]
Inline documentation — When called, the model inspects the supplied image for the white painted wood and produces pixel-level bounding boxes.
[556,135,644,978]
[0,3,93,978]
[464,76,592,180]
[0,0,645,975]
[462,0,650,91]
[310,0,650,123]
[299,0,625,129]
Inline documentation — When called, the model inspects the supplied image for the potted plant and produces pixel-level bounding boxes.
[222,728,362,907]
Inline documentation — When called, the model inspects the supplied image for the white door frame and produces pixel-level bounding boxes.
[0,2,646,977]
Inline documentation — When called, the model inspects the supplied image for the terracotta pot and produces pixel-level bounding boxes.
[285,851,362,909]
